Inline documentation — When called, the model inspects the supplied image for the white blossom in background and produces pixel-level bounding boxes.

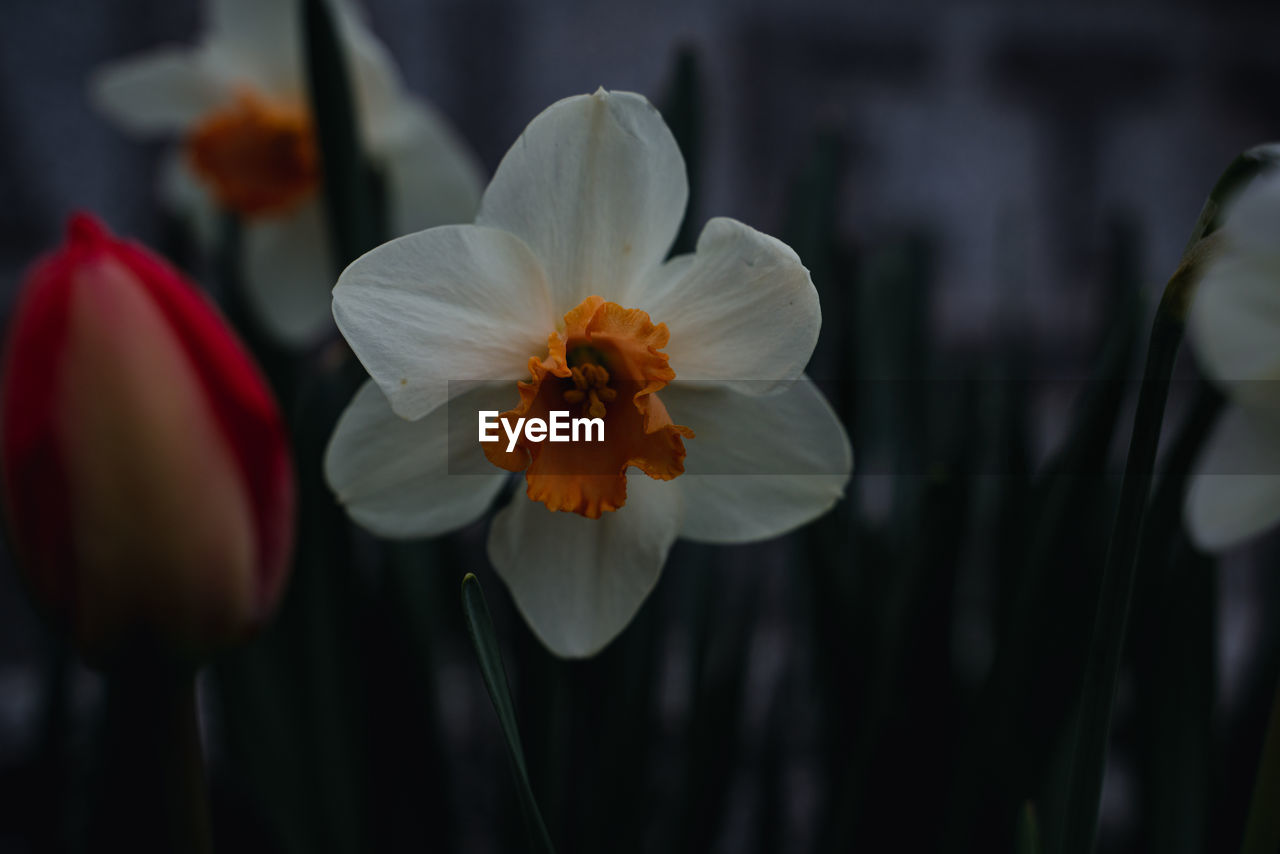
[325,89,852,658]
[90,0,483,347]
[1185,169,1280,550]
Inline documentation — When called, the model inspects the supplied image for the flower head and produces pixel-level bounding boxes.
[90,0,484,346]
[1,213,294,663]
[326,89,851,657]
[1185,170,1280,550]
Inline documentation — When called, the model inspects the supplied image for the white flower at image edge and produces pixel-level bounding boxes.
[90,0,483,347]
[324,89,852,657]
[1185,169,1280,551]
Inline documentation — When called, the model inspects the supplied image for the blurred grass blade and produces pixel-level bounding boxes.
[1057,276,1182,854]
[942,222,1141,854]
[1016,802,1041,854]
[461,574,556,854]
[660,46,701,257]
[1241,676,1280,854]
[303,0,380,272]
[1132,381,1221,854]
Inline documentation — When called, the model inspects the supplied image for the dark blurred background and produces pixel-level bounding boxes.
[4,1,1280,852]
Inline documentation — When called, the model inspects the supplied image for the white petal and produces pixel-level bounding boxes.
[326,381,507,538]
[90,48,228,132]
[488,475,680,658]
[661,378,851,543]
[337,0,408,150]
[159,154,220,248]
[332,224,556,420]
[205,0,303,96]
[1216,170,1280,257]
[1188,246,1280,393]
[1188,171,1280,400]
[1185,404,1280,551]
[476,89,687,309]
[242,201,335,347]
[380,103,485,234]
[630,218,820,394]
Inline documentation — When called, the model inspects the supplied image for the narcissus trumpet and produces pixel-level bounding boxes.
[1,213,294,663]
[326,89,852,658]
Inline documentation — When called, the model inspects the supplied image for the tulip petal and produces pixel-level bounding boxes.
[104,218,296,612]
[242,200,335,347]
[488,474,680,658]
[660,378,850,543]
[1185,404,1280,551]
[333,224,556,420]
[326,380,507,538]
[630,218,820,394]
[381,103,485,234]
[476,89,687,309]
[90,48,229,132]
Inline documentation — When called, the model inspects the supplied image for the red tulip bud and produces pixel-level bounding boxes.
[1,213,294,663]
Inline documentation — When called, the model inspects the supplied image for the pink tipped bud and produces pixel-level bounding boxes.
[1,213,295,663]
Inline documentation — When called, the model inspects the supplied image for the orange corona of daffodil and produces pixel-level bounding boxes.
[325,90,852,657]
[89,0,483,347]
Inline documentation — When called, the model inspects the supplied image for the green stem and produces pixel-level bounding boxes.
[90,656,212,854]
[461,574,556,854]
[1017,802,1042,854]
[1241,675,1280,854]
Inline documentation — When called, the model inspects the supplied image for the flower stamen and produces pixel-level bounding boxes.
[563,363,617,418]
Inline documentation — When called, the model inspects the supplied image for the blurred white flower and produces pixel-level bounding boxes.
[1185,170,1280,550]
[325,89,851,657]
[90,0,483,347]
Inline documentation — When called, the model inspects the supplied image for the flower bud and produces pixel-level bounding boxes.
[1,213,294,663]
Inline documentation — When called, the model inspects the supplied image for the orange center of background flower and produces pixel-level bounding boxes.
[484,296,694,519]
[185,92,320,217]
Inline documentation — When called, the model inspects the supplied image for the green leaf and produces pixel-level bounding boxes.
[302,0,382,272]
[460,574,556,854]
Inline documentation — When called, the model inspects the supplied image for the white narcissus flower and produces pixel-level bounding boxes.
[1185,170,1280,550]
[89,0,483,347]
[325,89,852,657]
